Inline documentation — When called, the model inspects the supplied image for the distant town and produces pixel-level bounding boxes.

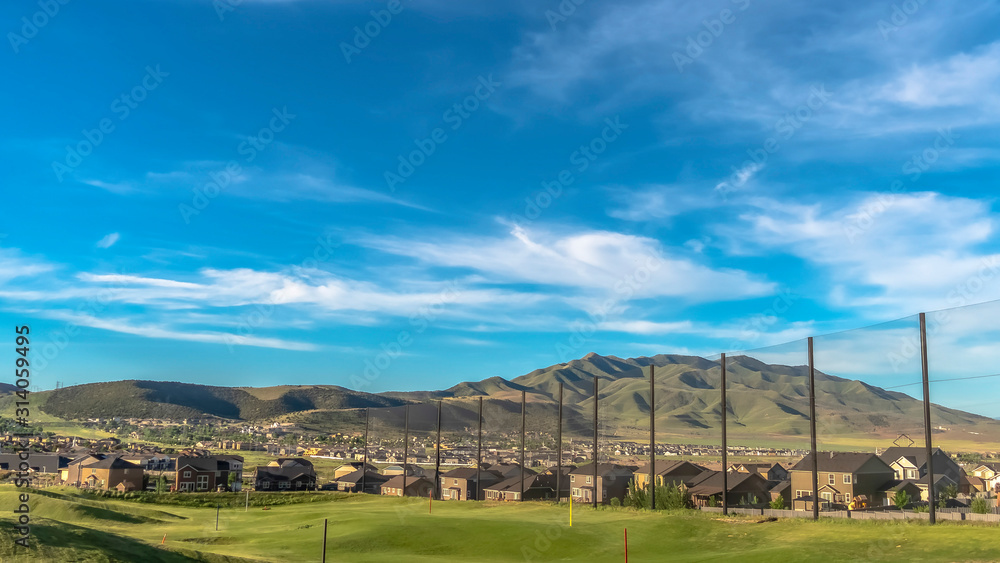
[3,414,999,515]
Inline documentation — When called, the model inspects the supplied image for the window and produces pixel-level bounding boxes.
[586,476,592,484]
[795,490,809,498]
[183,471,191,478]
[570,475,575,482]
[572,488,581,497]
[820,492,833,502]
[279,481,290,489]
[454,479,459,485]
[197,475,209,491]
[906,469,917,479]
[828,474,835,485]
[843,475,852,484]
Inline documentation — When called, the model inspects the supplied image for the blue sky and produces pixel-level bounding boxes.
[3,0,1000,412]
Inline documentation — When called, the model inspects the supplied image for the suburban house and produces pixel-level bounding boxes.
[334,461,378,480]
[175,455,244,492]
[970,463,1000,493]
[878,447,963,501]
[380,475,434,497]
[0,453,71,476]
[633,460,706,489]
[253,458,317,491]
[687,471,771,507]
[333,469,387,494]
[487,463,533,481]
[64,454,143,491]
[483,473,562,502]
[729,462,790,484]
[121,453,171,472]
[789,452,896,510]
[382,463,425,477]
[439,467,504,501]
[568,463,634,505]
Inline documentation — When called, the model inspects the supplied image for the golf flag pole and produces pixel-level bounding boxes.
[569,491,573,527]
[624,528,628,563]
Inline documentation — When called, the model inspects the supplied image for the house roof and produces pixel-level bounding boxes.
[634,460,705,476]
[687,471,766,496]
[568,463,633,477]
[877,447,946,469]
[85,456,135,470]
[790,452,891,474]
[381,475,431,490]
[255,465,316,481]
[268,457,313,469]
[485,473,559,493]
[335,470,387,485]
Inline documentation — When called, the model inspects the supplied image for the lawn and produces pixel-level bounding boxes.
[1,486,999,562]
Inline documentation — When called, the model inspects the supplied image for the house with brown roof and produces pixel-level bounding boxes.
[253,458,316,491]
[64,454,143,491]
[333,469,387,494]
[483,473,562,502]
[334,461,378,480]
[439,467,504,500]
[878,447,962,501]
[568,463,634,505]
[175,455,244,492]
[789,452,896,510]
[380,475,434,497]
[633,460,706,489]
[687,471,771,507]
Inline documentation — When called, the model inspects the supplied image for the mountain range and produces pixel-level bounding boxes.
[5,353,997,442]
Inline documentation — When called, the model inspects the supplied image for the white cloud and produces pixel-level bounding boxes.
[880,41,1000,111]
[358,224,775,302]
[96,232,120,249]
[726,192,1000,315]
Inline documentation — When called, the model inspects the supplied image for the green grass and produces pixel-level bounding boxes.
[2,486,1000,562]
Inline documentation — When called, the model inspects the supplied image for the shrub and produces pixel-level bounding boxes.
[769,496,785,510]
[892,490,910,510]
[610,497,621,508]
[971,496,991,515]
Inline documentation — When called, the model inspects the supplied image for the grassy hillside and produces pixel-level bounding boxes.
[2,486,999,562]
[18,380,407,421]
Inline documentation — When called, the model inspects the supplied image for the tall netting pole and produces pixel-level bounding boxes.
[520,390,526,502]
[649,364,656,511]
[720,353,727,516]
[362,407,369,494]
[557,382,563,502]
[403,405,409,494]
[593,376,599,509]
[920,313,937,525]
[809,337,818,521]
[435,400,443,501]
[476,396,483,501]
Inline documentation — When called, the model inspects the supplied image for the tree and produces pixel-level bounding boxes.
[892,489,911,510]
[227,472,237,491]
[938,484,958,509]
[156,476,167,494]
[769,496,785,510]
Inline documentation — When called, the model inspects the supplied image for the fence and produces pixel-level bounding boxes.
[336,299,1000,525]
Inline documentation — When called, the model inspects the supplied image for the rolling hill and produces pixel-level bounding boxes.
[5,353,998,443]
